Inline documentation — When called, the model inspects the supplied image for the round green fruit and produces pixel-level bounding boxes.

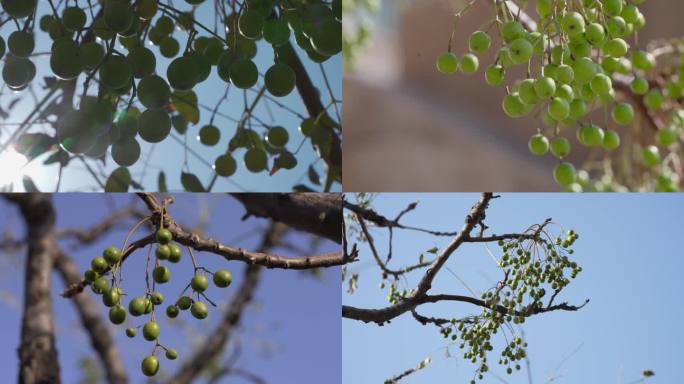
[128,297,147,316]
[267,126,289,147]
[265,63,296,97]
[156,244,171,260]
[156,228,172,244]
[244,148,268,173]
[125,327,136,338]
[143,321,160,341]
[108,304,126,324]
[111,138,141,167]
[176,296,192,310]
[199,125,220,146]
[191,274,209,292]
[168,244,182,263]
[1,0,37,18]
[553,162,577,187]
[214,154,237,177]
[436,52,458,74]
[103,246,122,264]
[167,56,199,90]
[141,355,159,377]
[229,58,258,89]
[91,256,108,273]
[166,305,179,318]
[150,291,164,305]
[8,31,34,58]
[528,134,549,155]
[190,301,208,319]
[139,109,171,143]
[213,269,232,288]
[100,55,133,89]
[137,75,170,109]
[165,348,178,360]
[153,265,171,284]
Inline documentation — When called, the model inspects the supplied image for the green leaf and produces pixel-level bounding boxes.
[22,176,40,192]
[181,172,205,192]
[15,133,56,160]
[172,90,200,124]
[158,171,167,192]
[105,168,131,192]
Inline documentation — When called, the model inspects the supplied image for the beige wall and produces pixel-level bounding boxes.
[343,0,684,192]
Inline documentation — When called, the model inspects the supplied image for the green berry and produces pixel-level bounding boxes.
[436,52,458,74]
[168,243,182,263]
[103,246,122,265]
[126,327,136,338]
[143,321,160,341]
[91,256,108,273]
[156,244,171,260]
[191,274,209,292]
[176,296,192,310]
[190,301,208,319]
[153,265,171,284]
[166,305,179,318]
[155,228,172,244]
[165,348,178,360]
[141,355,159,377]
[213,269,232,288]
[108,304,126,324]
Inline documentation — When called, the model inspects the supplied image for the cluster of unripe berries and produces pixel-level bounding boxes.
[436,229,581,381]
[0,0,340,181]
[434,0,681,189]
[83,227,233,376]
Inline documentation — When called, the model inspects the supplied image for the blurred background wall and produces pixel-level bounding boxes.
[343,0,684,191]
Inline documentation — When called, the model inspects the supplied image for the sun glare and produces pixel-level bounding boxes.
[0,148,45,191]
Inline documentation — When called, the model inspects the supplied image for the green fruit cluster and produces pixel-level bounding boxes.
[435,0,684,190]
[1,0,341,188]
[82,226,233,377]
[436,229,582,381]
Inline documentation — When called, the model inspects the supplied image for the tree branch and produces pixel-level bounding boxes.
[231,193,342,243]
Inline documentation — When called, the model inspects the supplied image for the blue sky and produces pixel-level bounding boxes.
[0,194,341,383]
[0,2,341,192]
[343,193,682,384]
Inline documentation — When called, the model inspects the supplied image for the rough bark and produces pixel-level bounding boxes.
[231,193,342,243]
[7,194,61,384]
[54,250,128,384]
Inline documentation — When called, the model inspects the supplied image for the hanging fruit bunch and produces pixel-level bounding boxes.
[83,223,233,377]
[436,0,683,191]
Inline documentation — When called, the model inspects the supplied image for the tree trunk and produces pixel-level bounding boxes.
[54,251,128,384]
[7,194,61,384]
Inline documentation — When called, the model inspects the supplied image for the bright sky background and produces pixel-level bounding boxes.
[0,194,341,383]
[0,2,342,192]
[343,193,682,384]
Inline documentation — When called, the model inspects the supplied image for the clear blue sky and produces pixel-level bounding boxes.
[0,194,341,383]
[0,2,341,192]
[343,193,682,384]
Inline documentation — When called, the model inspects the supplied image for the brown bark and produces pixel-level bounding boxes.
[231,193,342,243]
[6,194,60,384]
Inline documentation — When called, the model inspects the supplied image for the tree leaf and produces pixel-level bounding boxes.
[105,168,131,192]
[181,172,205,192]
[22,176,40,192]
[171,90,200,124]
[15,133,56,160]
[158,171,167,192]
